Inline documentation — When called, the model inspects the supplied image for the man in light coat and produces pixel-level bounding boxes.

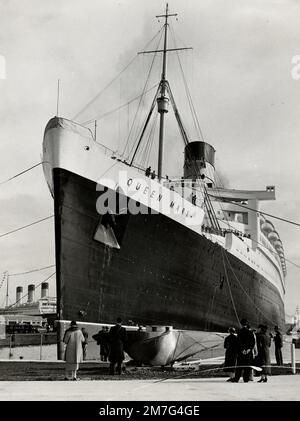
[63,320,85,380]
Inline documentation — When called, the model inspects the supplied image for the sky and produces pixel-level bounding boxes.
[0,0,299,322]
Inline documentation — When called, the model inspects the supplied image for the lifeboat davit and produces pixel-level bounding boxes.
[259,216,266,226]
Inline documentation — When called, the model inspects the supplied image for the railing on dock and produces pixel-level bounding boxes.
[0,333,299,376]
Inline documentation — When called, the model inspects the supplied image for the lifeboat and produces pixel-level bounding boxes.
[274,240,283,251]
[261,220,274,235]
[268,231,279,243]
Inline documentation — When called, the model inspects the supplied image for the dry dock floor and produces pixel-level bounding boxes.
[0,360,299,401]
[0,375,300,401]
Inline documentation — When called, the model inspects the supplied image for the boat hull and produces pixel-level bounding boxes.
[53,167,285,338]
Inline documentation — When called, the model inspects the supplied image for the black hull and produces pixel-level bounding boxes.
[53,168,285,332]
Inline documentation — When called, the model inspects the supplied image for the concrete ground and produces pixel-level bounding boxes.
[0,375,299,401]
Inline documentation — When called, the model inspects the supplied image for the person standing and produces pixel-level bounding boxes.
[108,317,127,375]
[63,321,85,380]
[256,324,271,382]
[273,325,283,367]
[145,166,151,177]
[232,318,256,383]
[81,327,89,361]
[223,327,238,381]
[93,326,110,362]
[100,326,110,362]
[248,327,258,381]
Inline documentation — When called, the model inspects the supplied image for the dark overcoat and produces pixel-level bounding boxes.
[236,326,256,367]
[256,332,271,375]
[92,330,110,356]
[274,331,283,349]
[108,324,127,363]
[224,333,238,371]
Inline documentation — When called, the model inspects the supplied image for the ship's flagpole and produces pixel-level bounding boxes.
[5,272,9,308]
[56,79,60,116]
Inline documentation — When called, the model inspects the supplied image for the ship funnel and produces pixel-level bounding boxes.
[41,282,49,298]
[27,284,35,303]
[16,286,23,305]
[183,141,216,184]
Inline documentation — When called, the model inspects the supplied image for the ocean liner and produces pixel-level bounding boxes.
[43,5,286,364]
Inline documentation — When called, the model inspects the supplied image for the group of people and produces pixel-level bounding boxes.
[145,166,156,179]
[201,225,251,240]
[62,318,127,380]
[223,318,283,383]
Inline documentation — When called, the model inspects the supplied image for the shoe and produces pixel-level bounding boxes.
[226,378,233,382]
[263,378,267,383]
[257,378,266,383]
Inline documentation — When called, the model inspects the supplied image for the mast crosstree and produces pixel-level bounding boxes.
[134,3,192,180]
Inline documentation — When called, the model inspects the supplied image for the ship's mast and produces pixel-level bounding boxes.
[133,4,191,176]
[156,4,175,180]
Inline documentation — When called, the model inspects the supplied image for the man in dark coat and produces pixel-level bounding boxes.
[108,317,127,375]
[273,325,283,366]
[256,324,271,382]
[223,327,238,381]
[92,326,110,362]
[232,318,256,383]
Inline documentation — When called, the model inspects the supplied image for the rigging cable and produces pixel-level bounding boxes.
[0,215,54,239]
[0,162,43,186]
[170,333,223,362]
[190,178,300,271]
[182,175,290,324]
[222,250,280,326]
[170,22,205,142]
[73,27,165,122]
[82,84,159,126]
[119,18,293,332]
[220,247,240,325]
[209,196,300,228]
[139,112,159,169]
[123,29,164,161]
[215,215,300,272]
[9,264,56,277]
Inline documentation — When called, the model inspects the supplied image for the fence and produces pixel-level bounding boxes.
[0,332,300,373]
[0,333,57,360]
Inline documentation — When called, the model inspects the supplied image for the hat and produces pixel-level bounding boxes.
[240,318,248,327]
[116,317,122,324]
[70,320,77,326]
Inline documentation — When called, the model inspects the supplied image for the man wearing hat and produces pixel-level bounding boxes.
[273,325,283,366]
[108,317,127,375]
[231,318,256,383]
[63,321,85,380]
